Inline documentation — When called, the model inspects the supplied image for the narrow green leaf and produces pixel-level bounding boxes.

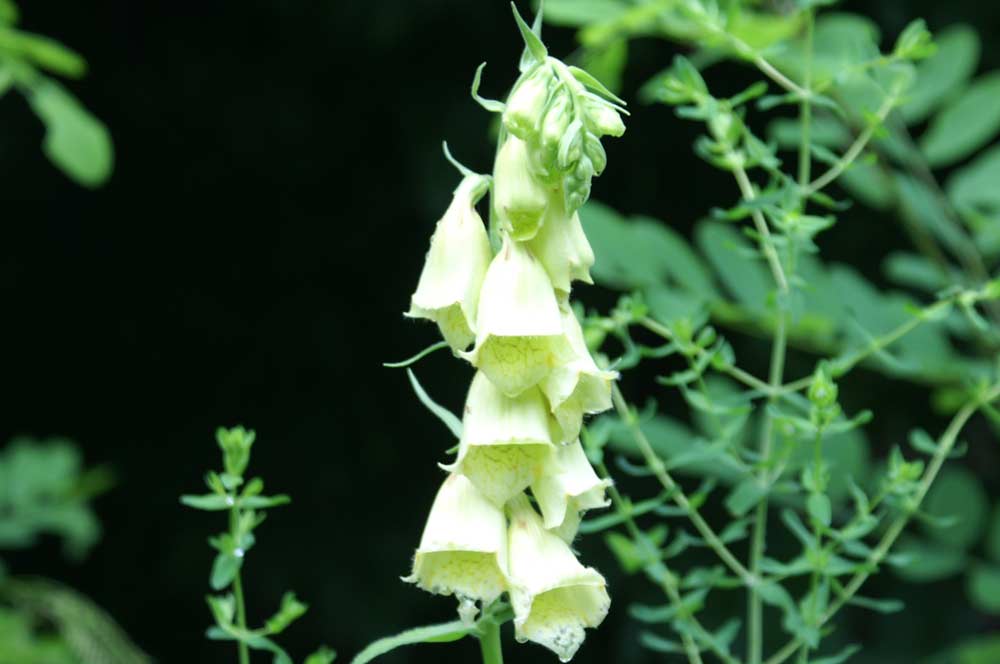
[383,341,449,368]
[406,369,462,440]
[304,647,337,664]
[0,27,86,77]
[921,72,1000,167]
[180,494,231,511]
[511,2,547,65]
[470,63,505,114]
[265,592,308,634]
[349,621,473,664]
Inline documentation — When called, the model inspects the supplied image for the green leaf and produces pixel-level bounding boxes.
[967,563,1000,615]
[947,143,1000,211]
[638,631,685,653]
[405,369,462,440]
[382,341,449,368]
[920,72,1000,167]
[0,27,87,77]
[921,466,988,549]
[809,644,862,664]
[839,160,896,211]
[349,621,473,664]
[180,494,231,511]
[210,550,243,591]
[724,478,767,517]
[696,220,772,315]
[893,536,967,582]
[511,1,547,66]
[27,78,113,187]
[903,24,980,124]
[264,592,308,634]
[543,0,626,27]
[579,39,627,94]
[807,493,832,528]
[883,253,950,293]
[987,505,1000,563]
[304,647,337,664]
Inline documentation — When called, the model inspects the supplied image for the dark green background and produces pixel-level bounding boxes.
[2,1,998,662]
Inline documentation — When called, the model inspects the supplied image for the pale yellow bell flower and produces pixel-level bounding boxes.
[443,371,556,506]
[460,239,567,397]
[526,194,595,294]
[506,495,610,662]
[403,473,508,606]
[493,135,551,241]
[407,174,493,350]
[503,64,553,141]
[532,440,611,542]
[542,305,616,444]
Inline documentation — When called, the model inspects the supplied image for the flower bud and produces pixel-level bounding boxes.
[407,175,493,350]
[527,194,595,294]
[443,371,556,506]
[506,495,610,662]
[403,473,508,605]
[542,306,616,443]
[532,440,611,542]
[503,65,554,141]
[583,97,625,138]
[460,239,566,396]
[494,136,551,241]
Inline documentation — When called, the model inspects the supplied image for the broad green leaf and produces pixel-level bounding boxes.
[893,536,967,582]
[580,39,628,94]
[967,563,1000,615]
[894,173,969,258]
[839,160,896,210]
[921,72,1000,167]
[724,478,767,517]
[985,504,1000,562]
[883,252,950,293]
[807,493,832,528]
[349,620,473,664]
[921,466,988,549]
[210,551,242,590]
[28,78,113,187]
[543,0,627,27]
[696,220,772,316]
[768,117,850,150]
[903,24,980,124]
[638,631,685,653]
[947,143,1000,211]
[581,202,717,297]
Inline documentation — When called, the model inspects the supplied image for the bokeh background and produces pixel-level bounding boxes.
[2,1,999,662]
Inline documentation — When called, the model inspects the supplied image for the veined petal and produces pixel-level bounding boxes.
[407,174,493,350]
[494,136,551,241]
[404,473,508,605]
[460,240,565,396]
[532,441,611,542]
[444,371,556,506]
[527,195,595,294]
[542,306,616,442]
[506,496,610,662]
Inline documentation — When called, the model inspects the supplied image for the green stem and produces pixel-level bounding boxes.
[733,164,789,293]
[806,93,897,195]
[763,382,1000,664]
[229,508,250,664]
[797,12,814,191]
[611,385,756,586]
[478,619,503,664]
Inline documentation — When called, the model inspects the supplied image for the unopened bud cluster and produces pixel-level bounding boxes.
[402,36,625,663]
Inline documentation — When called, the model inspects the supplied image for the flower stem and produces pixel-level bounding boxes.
[478,619,503,664]
[229,507,250,664]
